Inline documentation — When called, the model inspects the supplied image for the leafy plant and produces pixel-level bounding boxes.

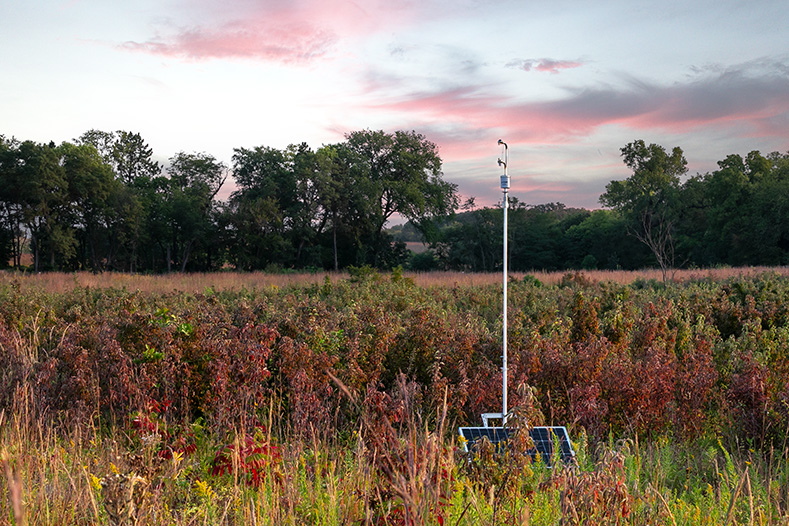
[210,425,281,487]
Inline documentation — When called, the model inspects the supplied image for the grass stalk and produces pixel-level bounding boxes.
[724,467,748,526]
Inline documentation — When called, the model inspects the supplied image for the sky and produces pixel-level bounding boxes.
[2,0,788,210]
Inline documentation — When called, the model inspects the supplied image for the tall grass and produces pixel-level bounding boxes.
[3,269,789,523]
[3,394,789,524]
[3,266,788,293]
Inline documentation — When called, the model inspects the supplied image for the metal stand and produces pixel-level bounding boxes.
[458,140,575,466]
[498,139,509,424]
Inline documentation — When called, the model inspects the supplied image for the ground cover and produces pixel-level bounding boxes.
[1,269,789,524]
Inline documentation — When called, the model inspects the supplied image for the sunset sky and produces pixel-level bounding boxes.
[2,0,788,210]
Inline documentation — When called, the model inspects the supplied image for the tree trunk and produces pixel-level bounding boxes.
[296,238,305,265]
[333,211,339,271]
[29,229,38,271]
[180,239,194,272]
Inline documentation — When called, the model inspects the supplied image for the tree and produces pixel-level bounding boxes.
[694,154,751,265]
[320,142,378,269]
[600,140,687,282]
[287,142,334,267]
[226,131,457,271]
[433,207,501,271]
[743,151,789,265]
[166,152,226,271]
[345,130,458,266]
[13,141,71,271]
[674,150,789,267]
[228,145,295,269]
[112,131,162,185]
[135,174,172,272]
[76,130,116,164]
[77,130,161,270]
[0,136,23,267]
[564,209,649,270]
[76,130,161,185]
[509,202,581,271]
[58,142,120,270]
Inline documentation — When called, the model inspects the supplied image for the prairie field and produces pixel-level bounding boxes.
[2,267,789,525]
[2,265,788,293]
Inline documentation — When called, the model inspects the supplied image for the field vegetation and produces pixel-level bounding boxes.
[5,266,789,293]
[2,268,789,524]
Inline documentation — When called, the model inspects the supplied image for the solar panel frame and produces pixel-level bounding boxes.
[458,426,575,466]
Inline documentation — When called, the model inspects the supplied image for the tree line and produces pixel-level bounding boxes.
[0,129,456,272]
[1,130,788,274]
[420,141,789,277]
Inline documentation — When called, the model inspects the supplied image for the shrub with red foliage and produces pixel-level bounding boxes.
[0,321,28,410]
[210,425,281,487]
[359,375,455,526]
[728,354,769,444]
[276,335,338,436]
[0,299,280,433]
[3,273,789,450]
[201,323,277,431]
[129,399,197,459]
[36,321,142,424]
[675,333,718,439]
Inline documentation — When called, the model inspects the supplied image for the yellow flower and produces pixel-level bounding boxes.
[194,479,216,501]
[90,474,102,492]
[171,450,184,467]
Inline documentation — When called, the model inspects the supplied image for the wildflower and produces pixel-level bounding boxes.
[194,479,216,501]
[90,474,102,492]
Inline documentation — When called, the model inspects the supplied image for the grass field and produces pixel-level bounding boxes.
[2,265,788,292]
[2,268,789,524]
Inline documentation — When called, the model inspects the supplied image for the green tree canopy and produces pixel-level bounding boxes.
[600,140,687,282]
[166,152,227,271]
[345,130,458,253]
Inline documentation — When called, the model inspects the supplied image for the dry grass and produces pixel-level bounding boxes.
[3,274,789,525]
[0,271,338,294]
[1,266,788,293]
[0,389,105,526]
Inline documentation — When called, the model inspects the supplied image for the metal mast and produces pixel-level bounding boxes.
[498,139,509,422]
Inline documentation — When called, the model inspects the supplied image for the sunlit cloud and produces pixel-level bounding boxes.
[120,0,421,63]
[365,60,789,159]
[121,20,335,62]
[507,58,584,74]
[622,68,789,134]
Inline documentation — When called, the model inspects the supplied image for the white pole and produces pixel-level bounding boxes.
[502,185,508,420]
[498,140,509,423]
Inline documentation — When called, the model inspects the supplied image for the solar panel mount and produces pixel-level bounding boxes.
[458,425,575,466]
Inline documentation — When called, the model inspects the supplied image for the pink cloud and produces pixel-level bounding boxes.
[123,27,334,62]
[509,58,584,74]
[365,66,789,159]
[621,76,789,136]
[121,0,417,62]
[122,21,334,62]
[368,87,610,145]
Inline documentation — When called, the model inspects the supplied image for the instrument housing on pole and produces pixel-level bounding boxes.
[458,140,575,467]
[498,139,509,423]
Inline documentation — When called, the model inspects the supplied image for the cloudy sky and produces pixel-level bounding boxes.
[2,0,788,209]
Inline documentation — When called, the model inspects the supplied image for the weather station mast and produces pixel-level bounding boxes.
[456,140,575,466]
[498,139,510,423]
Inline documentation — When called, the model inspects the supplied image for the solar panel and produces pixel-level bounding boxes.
[458,426,575,465]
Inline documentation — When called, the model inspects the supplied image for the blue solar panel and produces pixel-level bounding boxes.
[458,426,575,465]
